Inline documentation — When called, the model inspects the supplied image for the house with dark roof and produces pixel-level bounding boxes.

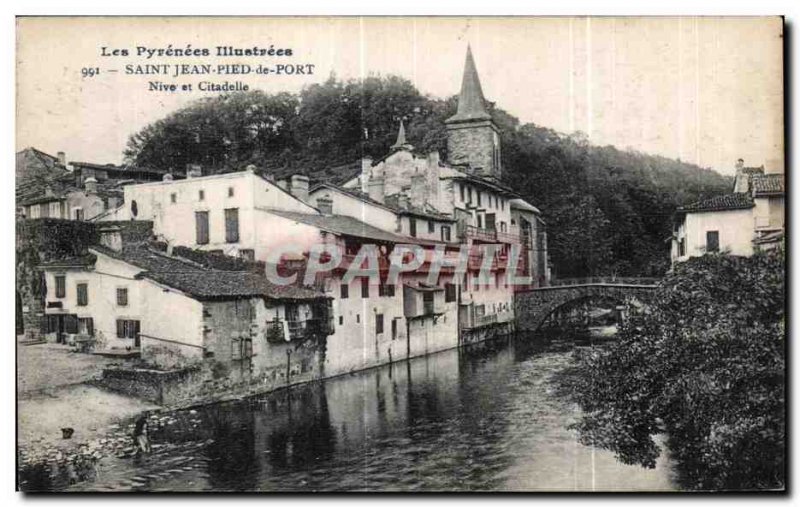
[38,236,331,375]
[672,158,784,263]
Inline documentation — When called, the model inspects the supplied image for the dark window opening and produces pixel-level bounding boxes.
[428,220,435,233]
[445,283,457,303]
[195,211,209,245]
[225,208,240,243]
[375,314,384,335]
[706,231,720,253]
[409,219,417,237]
[55,275,66,299]
[340,282,349,299]
[76,283,88,306]
[361,277,369,298]
[116,287,128,306]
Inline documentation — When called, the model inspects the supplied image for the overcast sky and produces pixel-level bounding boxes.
[16,16,783,175]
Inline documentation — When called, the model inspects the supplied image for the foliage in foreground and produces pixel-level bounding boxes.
[571,250,785,490]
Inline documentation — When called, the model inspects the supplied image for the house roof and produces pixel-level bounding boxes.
[70,161,167,176]
[446,46,492,124]
[751,174,784,196]
[754,229,784,245]
[441,171,519,197]
[89,245,326,302]
[311,182,456,222]
[678,193,755,213]
[38,254,97,269]
[266,209,414,244]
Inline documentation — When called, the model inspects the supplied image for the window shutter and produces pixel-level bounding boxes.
[196,211,209,245]
[65,315,78,334]
[225,208,239,243]
[116,319,124,338]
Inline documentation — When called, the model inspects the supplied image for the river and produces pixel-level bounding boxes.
[27,334,678,492]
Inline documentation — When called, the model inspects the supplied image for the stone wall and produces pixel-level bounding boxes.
[446,121,500,178]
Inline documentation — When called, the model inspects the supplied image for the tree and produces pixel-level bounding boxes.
[569,250,785,490]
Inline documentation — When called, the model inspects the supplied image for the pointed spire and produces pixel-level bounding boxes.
[446,45,492,123]
[391,119,412,151]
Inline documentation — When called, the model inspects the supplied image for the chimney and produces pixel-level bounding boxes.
[427,151,440,167]
[316,195,333,215]
[57,151,66,167]
[289,174,310,202]
[409,172,426,209]
[397,193,410,210]
[98,226,123,252]
[367,175,385,204]
[84,177,98,194]
[361,156,373,192]
[277,179,288,190]
[186,164,202,179]
[162,173,174,182]
[245,164,257,173]
[733,158,749,193]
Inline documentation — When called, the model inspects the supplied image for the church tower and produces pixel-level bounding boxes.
[445,45,502,179]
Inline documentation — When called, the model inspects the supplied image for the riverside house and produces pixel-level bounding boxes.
[39,234,332,383]
[671,158,785,263]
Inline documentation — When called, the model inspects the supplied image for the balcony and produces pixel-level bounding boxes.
[459,225,497,243]
[265,318,332,343]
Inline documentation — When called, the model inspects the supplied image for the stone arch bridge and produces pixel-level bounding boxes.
[514,278,659,332]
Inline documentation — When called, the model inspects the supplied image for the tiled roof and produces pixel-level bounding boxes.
[740,166,765,175]
[312,183,456,222]
[266,209,412,244]
[38,254,97,269]
[679,193,754,212]
[90,245,325,301]
[754,229,784,245]
[751,174,784,196]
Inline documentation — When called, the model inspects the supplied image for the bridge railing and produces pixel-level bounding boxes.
[547,276,660,287]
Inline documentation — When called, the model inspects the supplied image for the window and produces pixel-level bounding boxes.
[428,220,435,233]
[392,318,398,340]
[231,337,253,361]
[706,231,720,253]
[340,282,349,299]
[228,187,235,197]
[361,277,369,298]
[441,226,451,242]
[195,211,209,245]
[74,208,84,221]
[356,314,360,323]
[198,189,205,201]
[338,315,344,326]
[55,275,66,298]
[459,184,465,202]
[468,188,473,204]
[678,238,686,257]
[78,317,94,337]
[379,282,395,297]
[116,287,128,306]
[375,313,384,335]
[225,208,239,243]
[477,192,482,207]
[409,218,417,237]
[477,215,483,228]
[170,193,177,204]
[76,283,88,306]
[445,283,457,303]
[116,319,140,339]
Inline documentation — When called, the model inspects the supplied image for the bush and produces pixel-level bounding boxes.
[571,249,785,490]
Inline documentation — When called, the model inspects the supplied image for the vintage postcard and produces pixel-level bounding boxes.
[15,16,785,492]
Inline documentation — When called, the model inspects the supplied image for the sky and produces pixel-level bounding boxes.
[16,16,784,175]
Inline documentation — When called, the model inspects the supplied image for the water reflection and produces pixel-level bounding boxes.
[29,335,677,492]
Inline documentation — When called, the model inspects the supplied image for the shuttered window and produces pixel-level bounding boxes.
[116,287,128,306]
[706,231,720,253]
[116,319,141,339]
[55,275,66,298]
[225,208,239,243]
[375,314,384,335]
[195,211,209,245]
[76,283,88,306]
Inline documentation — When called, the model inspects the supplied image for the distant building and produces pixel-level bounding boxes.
[671,158,784,263]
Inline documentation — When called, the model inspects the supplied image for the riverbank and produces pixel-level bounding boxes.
[17,342,159,473]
